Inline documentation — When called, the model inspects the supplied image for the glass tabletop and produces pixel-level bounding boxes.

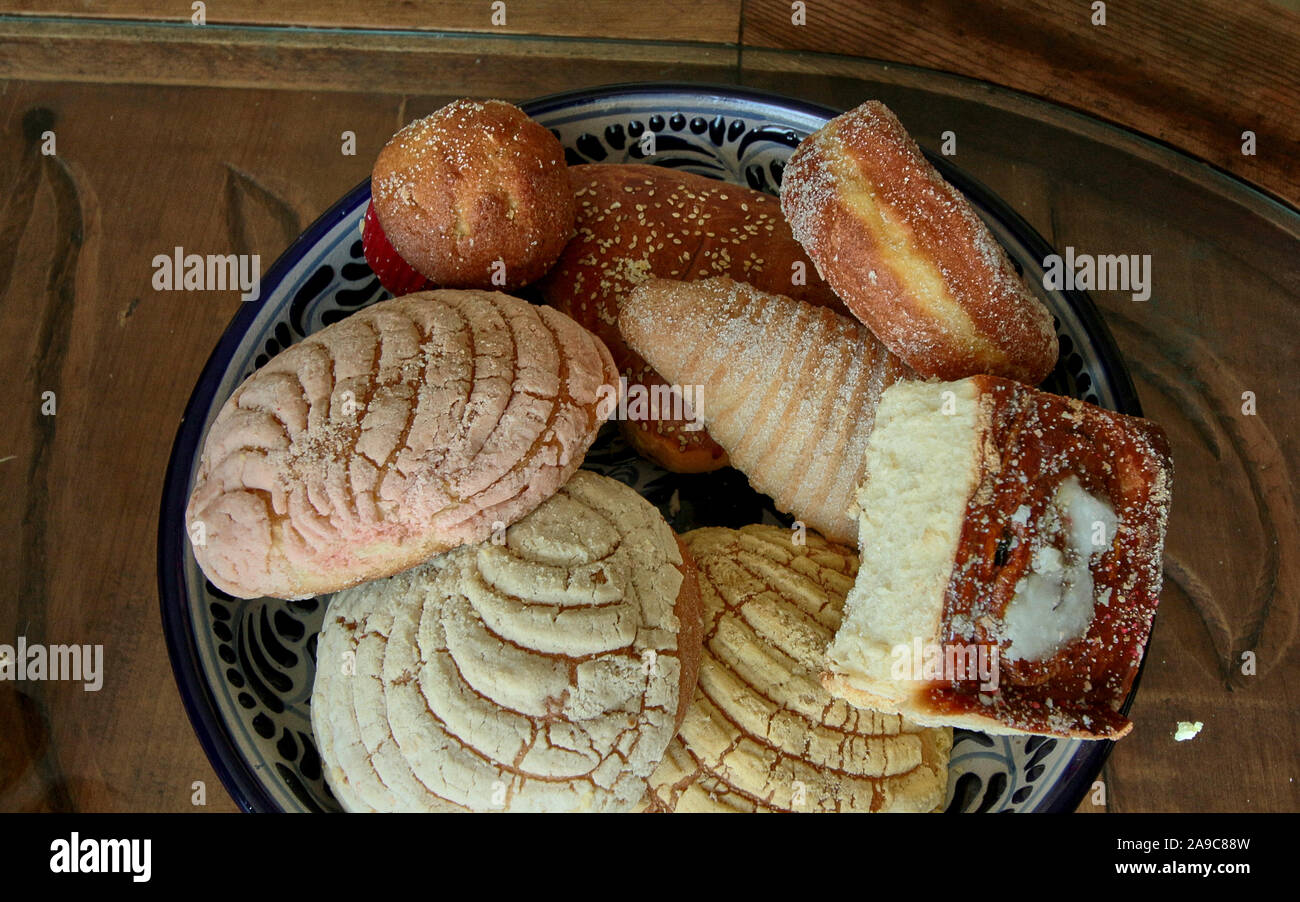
[2,27,1294,813]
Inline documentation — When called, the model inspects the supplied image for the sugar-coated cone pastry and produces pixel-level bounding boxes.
[311,471,703,812]
[186,290,617,600]
[538,164,848,473]
[822,377,1173,740]
[781,100,1058,385]
[620,276,912,546]
[642,525,951,812]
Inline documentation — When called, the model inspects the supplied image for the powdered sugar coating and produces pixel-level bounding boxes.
[620,276,912,545]
[538,164,847,473]
[781,100,1058,384]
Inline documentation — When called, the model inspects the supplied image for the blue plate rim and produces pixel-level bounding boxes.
[157,81,1146,815]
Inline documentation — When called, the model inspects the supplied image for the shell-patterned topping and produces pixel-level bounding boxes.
[185,290,617,600]
[643,525,951,813]
[312,471,696,812]
[311,566,467,813]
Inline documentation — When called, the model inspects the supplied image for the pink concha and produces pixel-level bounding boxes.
[185,290,618,600]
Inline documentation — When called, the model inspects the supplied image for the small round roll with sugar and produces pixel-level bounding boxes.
[370,99,574,290]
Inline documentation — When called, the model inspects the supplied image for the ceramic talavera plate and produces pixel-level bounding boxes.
[159,83,1143,813]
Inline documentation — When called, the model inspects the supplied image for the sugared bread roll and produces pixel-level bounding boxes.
[781,101,1058,385]
[371,99,574,289]
[643,525,951,813]
[186,290,617,600]
[620,276,912,545]
[823,377,1173,739]
[312,471,703,812]
[538,164,848,473]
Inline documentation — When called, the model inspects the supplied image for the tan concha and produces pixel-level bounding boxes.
[185,290,617,600]
[620,276,912,545]
[311,471,704,812]
[642,525,951,813]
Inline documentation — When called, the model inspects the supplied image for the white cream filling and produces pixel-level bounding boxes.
[1002,476,1118,662]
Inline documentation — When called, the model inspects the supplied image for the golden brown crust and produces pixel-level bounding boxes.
[619,383,731,474]
[372,99,574,289]
[929,376,1169,738]
[824,376,1171,741]
[781,101,1058,385]
[820,672,1133,740]
[538,163,849,473]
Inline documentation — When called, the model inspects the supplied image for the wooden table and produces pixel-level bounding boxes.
[0,1,1296,813]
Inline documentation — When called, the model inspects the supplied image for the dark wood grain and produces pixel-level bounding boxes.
[0,5,1296,814]
[0,19,738,94]
[0,82,431,812]
[1,0,744,43]
[742,0,1300,207]
[2,1,1297,203]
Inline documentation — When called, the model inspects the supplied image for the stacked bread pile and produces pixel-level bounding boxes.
[617,100,1171,743]
[185,96,1173,813]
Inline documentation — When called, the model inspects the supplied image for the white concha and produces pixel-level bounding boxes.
[311,471,703,812]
